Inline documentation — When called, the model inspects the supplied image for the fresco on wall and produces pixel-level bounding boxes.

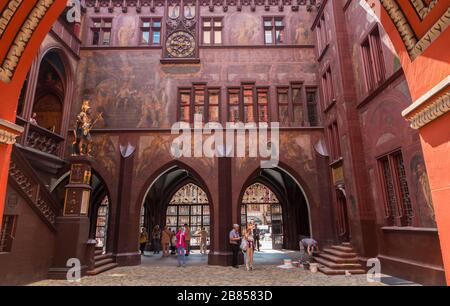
[117,15,137,46]
[75,52,170,129]
[410,154,436,227]
[91,135,118,177]
[135,135,172,177]
[228,13,261,45]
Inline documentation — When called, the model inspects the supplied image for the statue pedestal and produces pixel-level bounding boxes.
[48,156,94,280]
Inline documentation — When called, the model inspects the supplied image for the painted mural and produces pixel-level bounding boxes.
[74,52,170,129]
[410,154,436,227]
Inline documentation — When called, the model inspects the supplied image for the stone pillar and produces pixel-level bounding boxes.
[0,120,24,228]
[208,156,233,265]
[48,156,93,279]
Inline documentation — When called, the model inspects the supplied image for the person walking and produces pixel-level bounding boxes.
[152,225,161,254]
[161,225,172,257]
[139,227,148,255]
[184,223,192,256]
[244,221,255,271]
[176,226,187,267]
[229,224,241,268]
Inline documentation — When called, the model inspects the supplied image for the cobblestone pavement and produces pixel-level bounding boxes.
[31,251,388,286]
[31,264,385,286]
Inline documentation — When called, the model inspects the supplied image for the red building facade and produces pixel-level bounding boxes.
[0,0,447,285]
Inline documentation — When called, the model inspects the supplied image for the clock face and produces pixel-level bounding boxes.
[166,31,196,58]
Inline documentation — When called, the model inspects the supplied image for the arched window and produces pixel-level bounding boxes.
[31,52,65,134]
[166,183,210,246]
[95,196,109,249]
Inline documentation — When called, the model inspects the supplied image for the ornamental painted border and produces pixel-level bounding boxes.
[380,0,450,60]
[410,0,438,20]
[0,0,55,84]
[0,0,24,39]
[405,90,450,129]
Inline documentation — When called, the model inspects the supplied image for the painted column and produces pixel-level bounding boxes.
[48,156,93,279]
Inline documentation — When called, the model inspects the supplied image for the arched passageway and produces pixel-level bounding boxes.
[139,165,212,264]
[240,168,311,251]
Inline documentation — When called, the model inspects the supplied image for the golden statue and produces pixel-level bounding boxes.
[72,100,103,156]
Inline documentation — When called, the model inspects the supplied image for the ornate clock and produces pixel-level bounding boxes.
[166,31,196,58]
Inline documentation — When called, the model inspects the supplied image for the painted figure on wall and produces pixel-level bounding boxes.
[230,14,260,45]
[410,155,435,226]
[117,16,136,46]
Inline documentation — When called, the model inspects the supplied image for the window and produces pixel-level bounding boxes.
[264,17,284,45]
[208,88,220,122]
[292,83,303,125]
[95,196,109,249]
[227,84,269,123]
[228,88,241,123]
[178,86,221,123]
[378,151,413,226]
[316,14,328,55]
[277,87,289,125]
[328,121,341,161]
[194,84,206,122]
[321,67,334,108]
[257,88,269,122]
[306,88,318,126]
[243,85,255,123]
[178,88,192,122]
[277,83,309,126]
[0,215,17,253]
[166,183,210,247]
[202,18,222,45]
[141,18,162,45]
[361,27,385,92]
[91,18,112,46]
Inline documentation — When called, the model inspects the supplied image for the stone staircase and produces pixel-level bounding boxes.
[314,242,366,275]
[86,247,118,276]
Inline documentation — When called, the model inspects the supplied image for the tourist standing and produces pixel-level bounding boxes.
[184,223,191,256]
[198,227,209,255]
[176,226,187,267]
[170,229,177,255]
[161,225,172,257]
[229,224,241,268]
[152,225,161,254]
[245,221,255,271]
[253,224,261,252]
[139,227,148,255]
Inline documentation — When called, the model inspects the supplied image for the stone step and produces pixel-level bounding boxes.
[94,253,113,261]
[314,257,363,270]
[317,253,359,264]
[86,263,118,276]
[323,248,357,258]
[331,245,355,253]
[95,258,113,268]
[94,249,103,256]
[341,242,352,247]
[318,266,366,276]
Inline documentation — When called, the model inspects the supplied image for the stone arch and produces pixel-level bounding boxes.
[135,160,216,251]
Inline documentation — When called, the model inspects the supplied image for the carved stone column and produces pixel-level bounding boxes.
[48,156,94,279]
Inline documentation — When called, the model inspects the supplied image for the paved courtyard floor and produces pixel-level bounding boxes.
[30,250,417,286]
